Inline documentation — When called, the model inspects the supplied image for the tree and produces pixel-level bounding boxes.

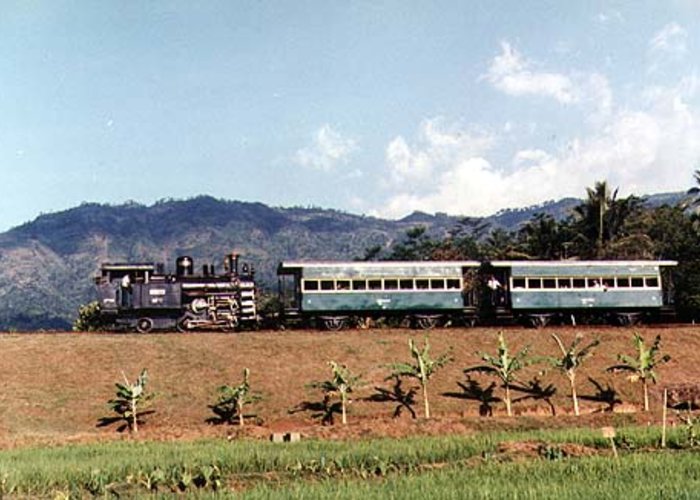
[309,361,363,425]
[210,368,261,426]
[481,228,526,260]
[73,301,105,332]
[607,333,671,411]
[388,337,452,419]
[386,226,439,261]
[517,213,565,260]
[544,333,599,416]
[106,369,155,433]
[464,331,535,416]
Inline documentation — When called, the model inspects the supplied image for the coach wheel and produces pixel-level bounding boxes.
[616,312,642,326]
[416,315,439,330]
[528,314,551,328]
[323,317,346,331]
[136,317,154,333]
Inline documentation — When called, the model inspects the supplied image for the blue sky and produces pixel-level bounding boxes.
[2,1,700,231]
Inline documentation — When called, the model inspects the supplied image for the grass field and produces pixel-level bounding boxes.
[1,426,698,497]
[2,326,700,496]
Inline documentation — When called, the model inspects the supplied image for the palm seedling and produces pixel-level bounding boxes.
[309,361,363,425]
[607,332,670,411]
[464,331,535,416]
[388,337,452,419]
[545,333,599,416]
[211,368,261,426]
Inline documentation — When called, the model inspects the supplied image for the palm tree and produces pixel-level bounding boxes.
[679,169,700,212]
[388,337,452,419]
[545,333,599,416]
[464,331,536,416]
[572,180,616,258]
[607,333,671,411]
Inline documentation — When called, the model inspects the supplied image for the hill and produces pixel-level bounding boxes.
[0,193,684,330]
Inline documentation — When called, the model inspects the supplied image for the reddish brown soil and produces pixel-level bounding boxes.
[0,325,697,449]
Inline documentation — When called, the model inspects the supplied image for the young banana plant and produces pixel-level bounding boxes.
[109,369,154,433]
[310,361,363,425]
[546,333,600,416]
[608,333,670,411]
[388,337,452,419]
[213,368,262,426]
[464,331,535,417]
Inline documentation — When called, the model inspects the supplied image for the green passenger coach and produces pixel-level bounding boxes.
[277,261,481,329]
[489,260,677,326]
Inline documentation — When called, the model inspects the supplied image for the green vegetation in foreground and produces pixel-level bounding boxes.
[244,452,700,499]
[0,426,696,497]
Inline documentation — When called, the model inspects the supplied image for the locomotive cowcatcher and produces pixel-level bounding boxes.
[95,253,258,332]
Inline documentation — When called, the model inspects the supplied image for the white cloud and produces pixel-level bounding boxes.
[375,83,700,219]
[595,10,623,25]
[485,41,577,104]
[368,40,700,220]
[385,118,495,187]
[485,41,613,122]
[295,124,357,171]
[648,23,688,74]
[649,22,688,56]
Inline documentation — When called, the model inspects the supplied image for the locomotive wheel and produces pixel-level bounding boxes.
[136,317,154,333]
[176,317,190,333]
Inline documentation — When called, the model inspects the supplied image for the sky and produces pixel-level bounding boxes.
[2,1,700,231]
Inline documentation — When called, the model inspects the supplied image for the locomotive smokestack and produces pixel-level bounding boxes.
[176,256,194,276]
[226,253,239,276]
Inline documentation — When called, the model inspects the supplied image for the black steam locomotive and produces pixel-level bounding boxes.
[95,253,257,332]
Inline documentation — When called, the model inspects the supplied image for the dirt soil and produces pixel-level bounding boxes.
[1,325,698,449]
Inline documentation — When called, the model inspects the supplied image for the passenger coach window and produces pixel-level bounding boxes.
[646,277,659,287]
[543,279,556,289]
[557,278,571,288]
[337,280,351,290]
[446,279,461,289]
[528,278,542,289]
[321,280,334,291]
[631,277,644,287]
[352,280,366,291]
[400,279,414,290]
[603,278,615,288]
[304,280,319,291]
[587,278,601,288]
[416,279,429,290]
[384,279,398,290]
[572,278,585,288]
[368,279,382,290]
[430,279,445,290]
[617,278,630,287]
[512,278,526,289]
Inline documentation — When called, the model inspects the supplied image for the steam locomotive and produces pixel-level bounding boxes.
[95,253,677,331]
[95,253,257,332]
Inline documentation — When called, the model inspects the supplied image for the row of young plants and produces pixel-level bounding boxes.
[311,330,670,423]
[109,330,670,433]
[1,425,697,497]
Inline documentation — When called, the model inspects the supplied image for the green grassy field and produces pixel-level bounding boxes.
[1,426,697,498]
